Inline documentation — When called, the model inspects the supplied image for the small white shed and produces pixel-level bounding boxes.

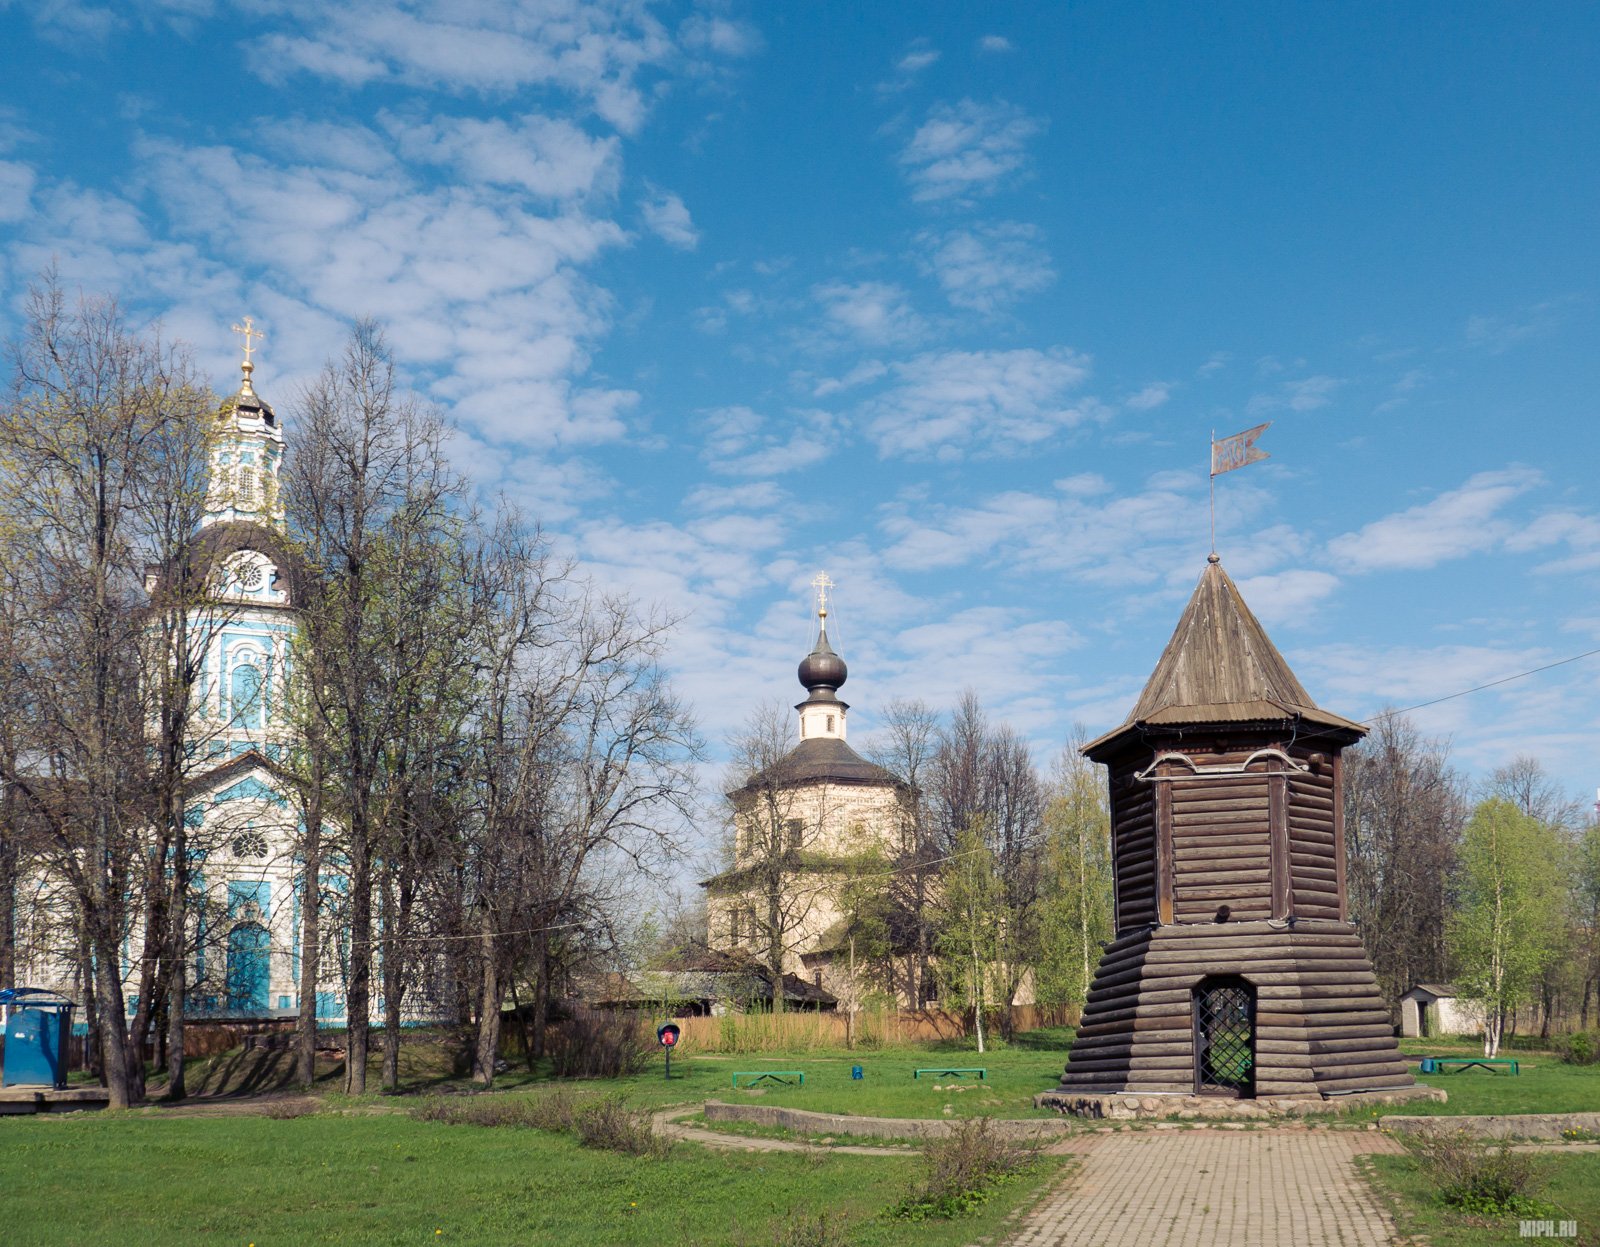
[1400,983,1474,1038]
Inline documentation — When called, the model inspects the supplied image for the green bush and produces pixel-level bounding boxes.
[1402,1129,1553,1217]
[889,1117,1035,1220]
[573,1095,670,1159]
[1552,1032,1599,1066]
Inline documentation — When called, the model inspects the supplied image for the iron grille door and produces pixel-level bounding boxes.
[1195,980,1255,1095]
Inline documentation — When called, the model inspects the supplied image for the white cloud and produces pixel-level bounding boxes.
[914,221,1053,312]
[859,347,1094,460]
[1248,373,1342,415]
[812,280,927,348]
[256,0,679,133]
[899,98,1044,203]
[701,405,838,477]
[1124,381,1171,411]
[640,185,700,250]
[1233,568,1340,627]
[1327,468,1544,572]
[0,160,36,223]
[1465,302,1563,354]
[977,35,1013,53]
[678,13,762,58]
[897,49,941,73]
[684,481,787,513]
[391,113,621,200]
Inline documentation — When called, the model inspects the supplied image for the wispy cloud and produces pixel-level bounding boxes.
[977,35,1013,53]
[1327,467,1543,572]
[859,347,1094,460]
[1465,301,1565,354]
[1248,373,1342,415]
[812,280,928,348]
[391,113,621,200]
[899,98,1044,203]
[701,405,838,477]
[914,221,1053,312]
[1124,382,1171,411]
[255,0,681,133]
[640,184,700,250]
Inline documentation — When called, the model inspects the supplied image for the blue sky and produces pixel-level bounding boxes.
[2,1,1597,811]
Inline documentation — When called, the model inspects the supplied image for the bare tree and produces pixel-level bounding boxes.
[1343,712,1467,1004]
[869,697,941,1006]
[0,279,213,1107]
[464,528,698,1086]
[285,321,463,1094]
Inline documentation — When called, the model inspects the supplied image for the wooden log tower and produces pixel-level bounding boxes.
[1049,555,1414,1103]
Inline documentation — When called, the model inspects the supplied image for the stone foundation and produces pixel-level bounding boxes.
[1035,1084,1446,1120]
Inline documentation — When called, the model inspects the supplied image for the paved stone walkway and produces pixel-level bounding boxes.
[1011,1128,1403,1247]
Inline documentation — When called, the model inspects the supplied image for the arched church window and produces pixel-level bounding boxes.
[230,663,264,729]
[235,466,257,507]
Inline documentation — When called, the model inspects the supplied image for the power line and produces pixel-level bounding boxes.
[1360,644,1600,726]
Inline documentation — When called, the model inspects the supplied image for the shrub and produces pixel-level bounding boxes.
[889,1118,1036,1220]
[573,1095,669,1159]
[764,1211,852,1247]
[261,1099,316,1120]
[1402,1130,1552,1217]
[1552,1031,1599,1066]
[547,1009,653,1079]
[411,1087,578,1132]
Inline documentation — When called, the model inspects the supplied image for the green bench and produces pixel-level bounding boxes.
[1419,1057,1520,1075]
[914,1067,986,1080]
[732,1070,805,1088]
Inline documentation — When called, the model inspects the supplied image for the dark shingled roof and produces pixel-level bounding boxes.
[1086,557,1365,757]
[150,520,310,607]
[731,736,899,795]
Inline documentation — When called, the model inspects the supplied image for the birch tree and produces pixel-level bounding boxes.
[1449,797,1566,1056]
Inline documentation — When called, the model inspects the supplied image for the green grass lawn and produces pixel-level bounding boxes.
[0,1110,1067,1247]
[601,1034,1073,1121]
[1363,1150,1600,1247]
[170,1024,1600,1126]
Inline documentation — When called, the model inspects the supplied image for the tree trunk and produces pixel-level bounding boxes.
[471,910,502,1087]
[163,790,191,1101]
[92,916,133,1108]
[380,874,409,1092]
[530,925,551,1062]
[343,798,371,1095]
[296,744,323,1089]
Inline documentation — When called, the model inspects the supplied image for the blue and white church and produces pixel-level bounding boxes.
[16,331,349,1023]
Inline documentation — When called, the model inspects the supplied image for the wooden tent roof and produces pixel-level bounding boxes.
[1085,557,1366,757]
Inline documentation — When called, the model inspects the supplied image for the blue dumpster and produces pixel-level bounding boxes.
[1,988,76,1089]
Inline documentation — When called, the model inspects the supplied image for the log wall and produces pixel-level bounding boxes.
[1110,758,1157,932]
[1056,921,1412,1096]
[1060,729,1408,1099]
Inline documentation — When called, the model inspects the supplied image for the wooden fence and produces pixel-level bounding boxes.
[617,1003,1079,1055]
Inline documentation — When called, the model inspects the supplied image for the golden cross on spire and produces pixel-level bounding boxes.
[232,316,264,370]
[811,571,834,621]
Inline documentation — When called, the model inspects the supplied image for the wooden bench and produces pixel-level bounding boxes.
[1419,1057,1520,1075]
[731,1070,805,1088]
[914,1067,986,1080]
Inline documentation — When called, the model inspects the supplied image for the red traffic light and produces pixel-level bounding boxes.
[657,1023,680,1048]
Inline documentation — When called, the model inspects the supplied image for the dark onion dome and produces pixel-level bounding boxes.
[797,627,847,693]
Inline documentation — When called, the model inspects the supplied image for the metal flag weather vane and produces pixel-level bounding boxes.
[1208,422,1271,555]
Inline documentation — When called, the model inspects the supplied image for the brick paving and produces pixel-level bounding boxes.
[1011,1128,1404,1247]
